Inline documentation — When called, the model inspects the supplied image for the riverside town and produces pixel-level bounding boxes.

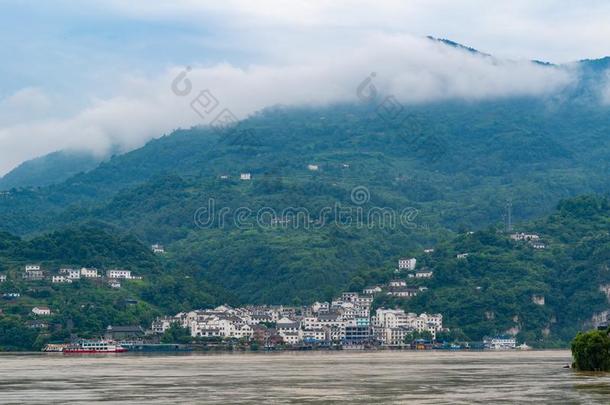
[35,256,529,353]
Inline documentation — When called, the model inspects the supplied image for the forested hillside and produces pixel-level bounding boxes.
[1,195,609,349]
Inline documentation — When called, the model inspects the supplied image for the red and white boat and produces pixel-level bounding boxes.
[63,339,127,354]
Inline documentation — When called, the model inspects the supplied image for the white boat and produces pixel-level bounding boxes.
[63,339,127,354]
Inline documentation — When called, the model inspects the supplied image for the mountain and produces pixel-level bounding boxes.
[0,41,609,348]
[0,150,104,190]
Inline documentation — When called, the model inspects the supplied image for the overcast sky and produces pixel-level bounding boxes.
[0,0,609,175]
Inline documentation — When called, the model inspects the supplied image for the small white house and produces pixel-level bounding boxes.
[25,265,41,272]
[0,274,6,283]
[32,306,51,316]
[151,244,165,254]
[109,280,121,289]
[414,270,433,279]
[424,248,435,254]
[398,258,417,271]
[456,253,469,259]
[107,269,132,279]
[240,173,252,180]
[80,268,99,278]
[307,164,319,171]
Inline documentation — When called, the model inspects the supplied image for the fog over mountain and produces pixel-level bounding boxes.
[1,0,610,176]
[0,35,598,177]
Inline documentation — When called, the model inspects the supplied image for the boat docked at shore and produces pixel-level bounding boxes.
[63,339,127,353]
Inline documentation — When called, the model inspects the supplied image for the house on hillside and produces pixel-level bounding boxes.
[387,287,418,298]
[388,280,407,288]
[80,268,99,278]
[0,274,6,283]
[52,275,72,284]
[23,265,44,281]
[32,306,51,316]
[413,269,433,279]
[107,269,133,279]
[240,173,252,180]
[363,286,383,295]
[151,244,165,254]
[398,258,417,271]
[510,233,540,241]
[59,268,81,279]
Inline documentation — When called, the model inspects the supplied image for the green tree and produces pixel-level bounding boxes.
[571,328,610,371]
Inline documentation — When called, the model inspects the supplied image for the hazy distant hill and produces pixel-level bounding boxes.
[0,150,103,190]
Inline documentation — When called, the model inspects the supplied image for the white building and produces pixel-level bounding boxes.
[32,307,51,316]
[414,270,433,279]
[307,164,319,171]
[59,268,81,279]
[510,233,540,241]
[240,173,252,180]
[424,248,435,254]
[25,265,41,271]
[456,253,469,259]
[381,326,413,347]
[80,268,99,278]
[374,309,443,342]
[109,280,121,289]
[398,258,417,271]
[107,269,132,279]
[0,274,6,283]
[484,337,516,350]
[387,288,418,298]
[303,328,328,343]
[52,275,73,284]
[363,286,383,295]
[151,244,165,254]
[151,317,174,334]
[388,280,407,288]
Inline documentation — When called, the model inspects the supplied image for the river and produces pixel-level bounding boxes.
[0,350,609,404]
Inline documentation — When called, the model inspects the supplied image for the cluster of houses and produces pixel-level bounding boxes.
[151,291,445,348]
[361,258,433,299]
[3,264,142,289]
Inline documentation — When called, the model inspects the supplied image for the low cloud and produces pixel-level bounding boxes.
[0,34,577,176]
